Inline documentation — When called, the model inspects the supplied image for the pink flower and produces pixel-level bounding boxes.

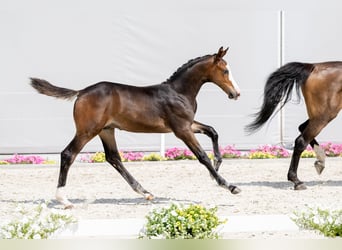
[4,154,46,164]
[164,147,195,160]
[219,145,241,158]
[122,152,143,161]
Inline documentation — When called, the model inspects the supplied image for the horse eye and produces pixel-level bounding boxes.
[223,69,229,74]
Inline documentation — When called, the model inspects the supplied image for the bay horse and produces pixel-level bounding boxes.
[246,61,342,190]
[30,47,241,208]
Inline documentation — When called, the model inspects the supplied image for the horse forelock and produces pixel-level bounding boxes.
[165,54,212,83]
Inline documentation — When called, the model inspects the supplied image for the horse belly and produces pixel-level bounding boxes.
[108,115,172,133]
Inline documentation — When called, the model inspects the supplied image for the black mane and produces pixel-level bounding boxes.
[165,54,212,83]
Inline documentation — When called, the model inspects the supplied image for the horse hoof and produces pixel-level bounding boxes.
[144,193,154,201]
[294,183,307,190]
[314,160,325,175]
[64,204,74,210]
[230,186,241,194]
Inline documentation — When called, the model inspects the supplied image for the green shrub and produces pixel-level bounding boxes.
[139,203,226,239]
[0,202,76,239]
[292,207,342,238]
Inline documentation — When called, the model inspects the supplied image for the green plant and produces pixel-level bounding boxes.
[139,203,226,239]
[0,202,76,239]
[142,153,165,161]
[292,207,342,238]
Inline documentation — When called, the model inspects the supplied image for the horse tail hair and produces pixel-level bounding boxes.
[30,78,79,100]
[245,62,314,134]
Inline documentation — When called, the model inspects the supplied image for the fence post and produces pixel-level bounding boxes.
[278,10,286,146]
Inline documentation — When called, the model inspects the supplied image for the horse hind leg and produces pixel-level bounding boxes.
[99,129,154,200]
[56,134,95,209]
[288,133,308,190]
[298,120,326,175]
[313,145,326,175]
[289,119,329,190]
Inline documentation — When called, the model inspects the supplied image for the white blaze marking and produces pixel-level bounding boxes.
[227,64,240,94]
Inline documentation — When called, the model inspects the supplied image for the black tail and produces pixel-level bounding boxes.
[30,78,79,100]
[245,62,314,134]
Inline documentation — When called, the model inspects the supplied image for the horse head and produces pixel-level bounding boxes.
[209,47,240,100]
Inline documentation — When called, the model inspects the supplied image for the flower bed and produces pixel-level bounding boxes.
[78,143,342,163]
[0,154,56,165]
[248,145,290,159]
[1,143,342,165]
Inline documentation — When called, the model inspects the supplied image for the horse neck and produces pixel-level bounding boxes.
[168,65,208,100]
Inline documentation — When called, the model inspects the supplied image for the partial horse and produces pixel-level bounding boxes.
[246,61,342,190]
[31,47,241,208]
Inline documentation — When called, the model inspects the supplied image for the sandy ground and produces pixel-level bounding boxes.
[1,157,342,239]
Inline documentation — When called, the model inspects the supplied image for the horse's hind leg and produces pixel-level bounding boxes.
[289,118,329,190]
[191,121,222,171]
[56,134,94,208]
[299,120,326,174]
[99,128,154,200]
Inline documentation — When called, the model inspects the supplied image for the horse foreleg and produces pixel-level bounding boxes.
[191,121,222,171]
[99,129,154,200]
[175,128,240,194]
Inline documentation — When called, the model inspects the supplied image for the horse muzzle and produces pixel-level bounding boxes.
[228,91,240,100]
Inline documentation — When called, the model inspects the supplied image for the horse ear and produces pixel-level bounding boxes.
[214,46,228,63]
[221,47,229,57]
[214,47,224,63]
[224,47,229,55]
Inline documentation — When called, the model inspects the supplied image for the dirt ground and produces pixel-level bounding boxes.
[1,157,342,238]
